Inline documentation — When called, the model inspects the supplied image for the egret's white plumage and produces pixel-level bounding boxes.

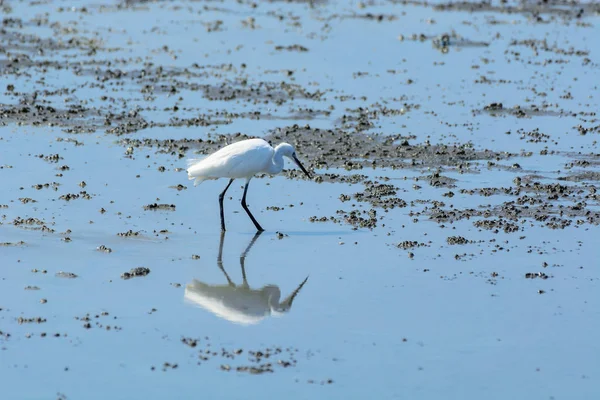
[186,138,311,231]
[187,138,275,185]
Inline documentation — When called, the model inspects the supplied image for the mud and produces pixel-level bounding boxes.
[121,267,151,279]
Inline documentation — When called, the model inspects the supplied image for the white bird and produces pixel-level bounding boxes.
[187,138,311,231]
[184,232,308,325]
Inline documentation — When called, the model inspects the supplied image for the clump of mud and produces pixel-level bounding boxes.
[121,267,151,280]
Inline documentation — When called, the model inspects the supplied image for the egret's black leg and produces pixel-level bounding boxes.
[241,179,264,232]
[219,179,234,232]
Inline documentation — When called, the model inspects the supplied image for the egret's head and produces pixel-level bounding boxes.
[276,142,311,179]
[276,143,296,157]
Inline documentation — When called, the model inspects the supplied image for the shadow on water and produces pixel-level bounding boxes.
[184,231,308,326]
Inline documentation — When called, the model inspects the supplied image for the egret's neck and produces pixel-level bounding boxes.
[267,148,285,174]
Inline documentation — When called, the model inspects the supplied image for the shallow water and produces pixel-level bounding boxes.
[1,0,600,399]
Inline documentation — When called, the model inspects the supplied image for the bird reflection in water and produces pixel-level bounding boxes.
[185,231,308,325]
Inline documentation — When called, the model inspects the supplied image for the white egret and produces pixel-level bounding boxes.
[184,232,308,325]
[187,138,311,231]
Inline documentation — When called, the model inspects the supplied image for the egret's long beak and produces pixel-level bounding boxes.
[293,155,312,179]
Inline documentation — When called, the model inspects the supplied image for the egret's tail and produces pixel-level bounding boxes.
[187,158,206,186]
[186,171,205,186]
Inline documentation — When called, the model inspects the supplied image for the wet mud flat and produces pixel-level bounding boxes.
[1,0,600,399]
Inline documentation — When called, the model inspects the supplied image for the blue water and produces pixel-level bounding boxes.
[1,0,600,399]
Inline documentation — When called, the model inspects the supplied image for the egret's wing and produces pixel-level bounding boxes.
[187,139,272,180]
[220,143,274,177]
[187,151,241,179]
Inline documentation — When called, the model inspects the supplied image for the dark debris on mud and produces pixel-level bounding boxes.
[178,336,324,377]
[143,203,176,211]
[121,267,151,280]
